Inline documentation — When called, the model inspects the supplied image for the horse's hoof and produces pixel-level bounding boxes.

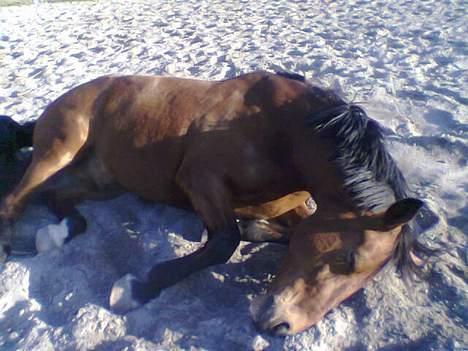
[35,219,69,253]
[109,274,143,314]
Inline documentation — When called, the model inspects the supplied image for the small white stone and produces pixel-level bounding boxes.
[9,331,19,340]
[211,271,225,282]
[252,335,270,351]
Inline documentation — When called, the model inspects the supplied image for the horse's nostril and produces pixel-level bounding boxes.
[272,322,290,336]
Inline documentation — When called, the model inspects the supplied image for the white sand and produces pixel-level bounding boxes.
[0,0,467,350]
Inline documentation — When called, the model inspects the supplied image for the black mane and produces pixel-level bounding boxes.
[275,71,306,82]
[307,104,408,211]
[305,96,432,280]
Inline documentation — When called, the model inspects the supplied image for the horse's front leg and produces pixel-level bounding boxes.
[236,193,317,244]
[110,169,240,313]
[237,218,290,244]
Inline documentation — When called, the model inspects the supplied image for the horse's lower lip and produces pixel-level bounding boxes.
[254,317,281,333]
[252,302,292,336]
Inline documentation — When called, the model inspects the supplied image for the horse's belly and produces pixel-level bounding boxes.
[97,140,187,206]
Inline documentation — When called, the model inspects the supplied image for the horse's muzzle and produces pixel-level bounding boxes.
[251,294,293,336]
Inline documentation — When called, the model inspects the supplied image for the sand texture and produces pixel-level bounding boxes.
[0,0,467,350]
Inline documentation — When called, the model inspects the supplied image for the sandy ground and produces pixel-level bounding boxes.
[0,0,467,350]
[0,1,90,7]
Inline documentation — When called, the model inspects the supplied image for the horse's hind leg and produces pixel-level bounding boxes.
[0,114,88,261]
[0,157,75,260]
[38,155,122,251]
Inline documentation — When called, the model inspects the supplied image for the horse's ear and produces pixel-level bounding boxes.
[384,198,424,228]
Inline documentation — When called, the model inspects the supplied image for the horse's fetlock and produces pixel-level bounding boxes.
[211,234,240,264]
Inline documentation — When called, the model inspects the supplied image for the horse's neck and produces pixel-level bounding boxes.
[302,150,361,217]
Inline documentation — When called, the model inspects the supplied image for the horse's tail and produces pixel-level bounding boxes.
[0,115,35,159]
[16,120,35,149]
[0,115,35,198]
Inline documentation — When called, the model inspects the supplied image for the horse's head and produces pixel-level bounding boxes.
[252,198,423,335]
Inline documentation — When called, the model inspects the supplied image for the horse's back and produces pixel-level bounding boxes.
[34,71,305,146]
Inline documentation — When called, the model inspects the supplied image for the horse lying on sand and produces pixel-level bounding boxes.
[0,71,432,335]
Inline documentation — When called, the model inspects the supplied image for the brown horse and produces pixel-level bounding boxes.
[0,71,430,335]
